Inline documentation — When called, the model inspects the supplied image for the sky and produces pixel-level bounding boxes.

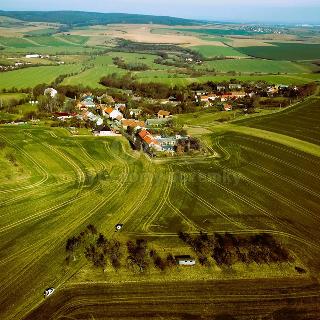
[1,0,320,24]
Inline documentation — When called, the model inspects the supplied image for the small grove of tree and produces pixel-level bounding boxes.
[149,249,167,271]
[178,231,293,267]
[84,233,122,273]
[126,239,149,272]
[113,56,149,71]
[175,137,201,153]
[37,93,66,113]
[65,224,97,263]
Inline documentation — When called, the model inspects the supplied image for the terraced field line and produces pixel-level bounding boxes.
[180,171,249,230]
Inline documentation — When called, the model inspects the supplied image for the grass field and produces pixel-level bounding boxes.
[235,96,320,146]
[0,64,83,90]
[0,121,320,319]
[198,59,311,74]
[0,36,40,48]
[237,43,320,61]
[190,45,247,58]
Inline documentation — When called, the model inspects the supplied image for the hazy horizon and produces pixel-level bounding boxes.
[1,0,320,24]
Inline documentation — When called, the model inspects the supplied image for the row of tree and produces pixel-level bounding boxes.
[179,232,293,267]
[65,226,178,273]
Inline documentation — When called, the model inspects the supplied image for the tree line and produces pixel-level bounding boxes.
[65,225,178,273]
[179,232,293,267]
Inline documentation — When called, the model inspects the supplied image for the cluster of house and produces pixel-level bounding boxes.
[25,54,50,59]
[0,62,32,72]
[49,90,189,153]
[136,129,187,153]
[0,54,64,72]
[196,84,249,110]
[266,84,297,96]
[185,57,203,65]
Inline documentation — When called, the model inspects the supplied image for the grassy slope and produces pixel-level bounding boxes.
[237,43,320,61]
[0,64,83,89]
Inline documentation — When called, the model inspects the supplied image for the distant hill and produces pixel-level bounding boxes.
[0,11,200,27]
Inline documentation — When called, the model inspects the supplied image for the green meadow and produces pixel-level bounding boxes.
[237,43,320,60]
[0,64,83,89]
[190,45,247,58]
[198,59,311,74]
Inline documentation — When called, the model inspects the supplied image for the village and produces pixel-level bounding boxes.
[3,79,312,157]
[47,88,200,156]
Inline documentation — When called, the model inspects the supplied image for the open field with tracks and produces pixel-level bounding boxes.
[0,119,320,318]
[235,95,320,146]
[1,19,320,320]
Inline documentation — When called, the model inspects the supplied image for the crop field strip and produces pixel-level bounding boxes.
[1,125,320,319]
[24,280,320,319]
[238,96,320,146]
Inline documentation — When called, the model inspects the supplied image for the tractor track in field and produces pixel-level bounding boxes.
[180,170,249,230]
[212,139,320,241]
[257,126,320,145]
[141,165,174,232]
[237,142,320,181]
[214,160,320,226]
[232,135,320,166]
[5,142,134,320]
[249,161,320,199]
[0,179,75,213]
[0,143,131,316]
[0,134,49,193]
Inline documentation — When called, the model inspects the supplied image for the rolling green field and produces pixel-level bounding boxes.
[0,36,39,48]
[198,59,311,74]
[190,45,247,58]
[1,117,320,318]
[0,64,83,89]
[236,96,320,146]
[237,43,320,61]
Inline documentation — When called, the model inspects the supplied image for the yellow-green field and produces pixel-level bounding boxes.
[1,100,320,318]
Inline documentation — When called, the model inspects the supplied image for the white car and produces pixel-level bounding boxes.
[44,287,55,298]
